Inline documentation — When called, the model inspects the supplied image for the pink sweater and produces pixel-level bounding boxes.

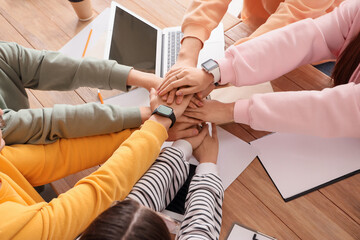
[217,0,360,138]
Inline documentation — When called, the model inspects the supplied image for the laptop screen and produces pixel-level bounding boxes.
[109,6,157,73]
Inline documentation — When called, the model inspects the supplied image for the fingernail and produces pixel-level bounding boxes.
[177,92,183,96]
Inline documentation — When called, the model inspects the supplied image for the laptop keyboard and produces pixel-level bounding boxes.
[167,31,184,71]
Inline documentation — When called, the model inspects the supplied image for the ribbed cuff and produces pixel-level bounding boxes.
[234,99,251,125]
[141,120,169,143]
[196,163,219,175]
[109,64,133,91]
[172,140,193,161]
[181,23,210,47]
[217,49,237,85]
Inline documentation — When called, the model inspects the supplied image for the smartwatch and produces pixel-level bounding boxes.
[201,59,221,84]
[151,105,176,128]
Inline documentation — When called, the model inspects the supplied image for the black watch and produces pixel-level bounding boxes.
[151,105,176,128]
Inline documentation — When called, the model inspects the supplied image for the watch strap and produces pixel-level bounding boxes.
[151,106,176,128]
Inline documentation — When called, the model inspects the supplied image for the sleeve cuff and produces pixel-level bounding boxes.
[233,99,251,125]
[171,140,193,161]
[141,120,169,144]
[196,163,219,175]
[109,64,133,91]
[217,48,237,85]
[181,23,210,47]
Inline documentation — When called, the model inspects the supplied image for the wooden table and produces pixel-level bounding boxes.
[0,0,359,239]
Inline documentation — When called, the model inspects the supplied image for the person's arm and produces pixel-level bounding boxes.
[218,0,360,86]
[177,124,223,240]
[0,41,161,92]
[177,164,223,240]
[127,123,209,210]
[165,0,231,72]
[2,104,147,145]
[234,83,360,138]
[160,0,359,97]
[0,120,168,240]
[127,140,192,211]
[235,0,340,45]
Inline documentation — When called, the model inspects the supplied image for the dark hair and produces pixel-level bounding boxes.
[80,199,171,240]
[332,31,360,86]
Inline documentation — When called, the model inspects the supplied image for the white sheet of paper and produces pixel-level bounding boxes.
[59,8,110,57]
[251,133,360,200]
[227,224,276,240]
[104,89,258,189]
[103,87,150,107]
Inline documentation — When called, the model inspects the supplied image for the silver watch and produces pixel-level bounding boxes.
[201,59,221,84]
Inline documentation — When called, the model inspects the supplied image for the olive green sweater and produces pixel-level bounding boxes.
[0,41,142,145]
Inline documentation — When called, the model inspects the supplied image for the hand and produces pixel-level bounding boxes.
[183,123,209,149]
[158,67,214,98]
[127,69,163,91]
[167,122,200,141]
[184,100,235,125]
[196,83,215,100]
[193,123,219,164]
[149,88,192,119]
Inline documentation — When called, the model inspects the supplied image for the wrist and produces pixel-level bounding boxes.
[225,102,235,122]
[140,107,152,123]
[202,69,216,86]
[149,115,171,130]
[178,37,202,66]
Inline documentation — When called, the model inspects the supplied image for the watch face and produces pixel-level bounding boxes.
[157,105,173,116]
[202,59,218,71]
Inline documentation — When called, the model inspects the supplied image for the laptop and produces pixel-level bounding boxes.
[104,1,225,77]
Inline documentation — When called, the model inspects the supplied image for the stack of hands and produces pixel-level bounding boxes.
[148,87,219,164]
[146,65,234,142]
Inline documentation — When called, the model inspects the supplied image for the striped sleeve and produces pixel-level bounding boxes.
[126,142,191,211]
[177,163,224,240]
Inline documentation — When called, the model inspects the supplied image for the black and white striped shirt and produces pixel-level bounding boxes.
[127,140,224,240]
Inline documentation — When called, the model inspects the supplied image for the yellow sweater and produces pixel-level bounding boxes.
[0,120,167,240]
[182,0,342,45]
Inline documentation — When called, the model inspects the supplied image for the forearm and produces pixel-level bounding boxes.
[219,0,359,87]
[177,163,224,240]
[2,103,142,145]
[127,140,192,211]
[234,83,360,137]
[177,37,203,67]
[127,69,162,90]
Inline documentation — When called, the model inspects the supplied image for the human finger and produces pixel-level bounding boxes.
[183,111,203,120]
[175,94,184,105]
[159,79,189,96]
[149,88,157,102]
[167,89,176,104]
[158,69,182,92]
[188,101,197,109]
[177,115,202,124]
[176,86,201,96]
[211,123,218,140]
[191,96,203,107]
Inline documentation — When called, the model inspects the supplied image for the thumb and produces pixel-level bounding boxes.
[149,88,157,101]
